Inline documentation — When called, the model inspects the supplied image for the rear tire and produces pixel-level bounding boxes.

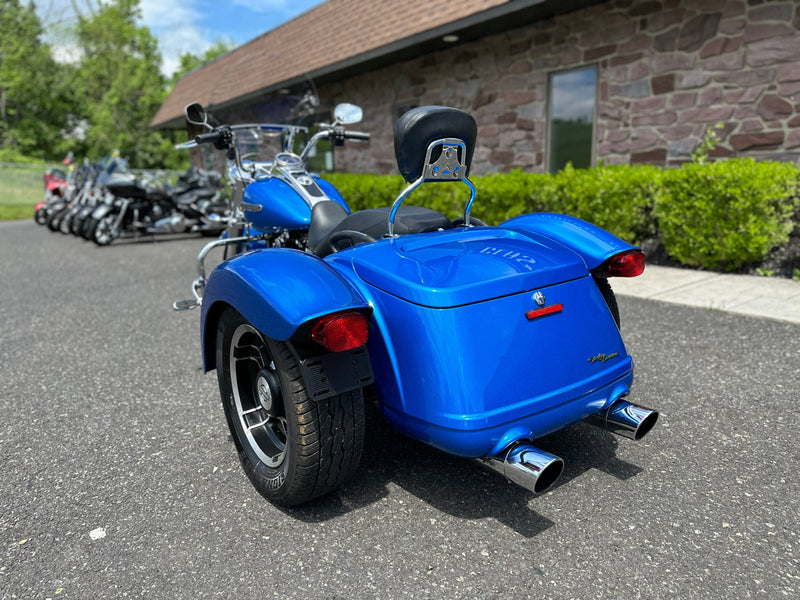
[594,277,620,328]
[215,307,365,506]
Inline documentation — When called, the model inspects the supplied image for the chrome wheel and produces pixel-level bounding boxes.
[216,307,366,505]
[93,214,118,246]
[229,323,287,468]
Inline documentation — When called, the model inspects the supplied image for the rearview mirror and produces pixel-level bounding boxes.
[333,103,363,125]
[185,103,208,126]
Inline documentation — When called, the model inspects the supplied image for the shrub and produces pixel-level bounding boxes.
[322,173,402,212]
[0,149,46,164]
[656,158,800,271]
[323,159,800,272]
[534,164,662,243]
[323,172,492,223]
[324,165,661,243]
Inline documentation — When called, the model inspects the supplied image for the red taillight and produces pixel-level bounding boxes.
[601,250,645,278]
[310,312,369,352]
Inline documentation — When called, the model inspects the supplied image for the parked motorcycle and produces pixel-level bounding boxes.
[44,160,93,232]
[61,156,124,236]
[173,100,370,308]
[34,166,70,225]
[176,101,658,507]
[91,166,226,246]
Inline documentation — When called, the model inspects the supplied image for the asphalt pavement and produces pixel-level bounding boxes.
[1,220,798,599]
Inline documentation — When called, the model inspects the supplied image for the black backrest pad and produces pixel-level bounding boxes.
[394,106,477,183]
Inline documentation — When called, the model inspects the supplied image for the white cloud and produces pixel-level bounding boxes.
[51,44,84,64]
[139,0,215,76]
[158,24,215,77]
[138,0,200,29]
[34,0,325,77]
[35,0,219,76]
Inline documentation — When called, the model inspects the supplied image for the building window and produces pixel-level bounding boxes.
[547,65,597,173]
[300,112,334,172]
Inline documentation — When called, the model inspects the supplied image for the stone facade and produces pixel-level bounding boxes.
[317,0,800,175]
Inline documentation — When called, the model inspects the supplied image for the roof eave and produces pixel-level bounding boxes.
[152,0,603,129]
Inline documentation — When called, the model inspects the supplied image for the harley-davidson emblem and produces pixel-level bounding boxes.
[532,291,546,306]
[588,352,619,363]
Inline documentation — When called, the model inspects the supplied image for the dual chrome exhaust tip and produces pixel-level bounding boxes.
[479,399,658,495]
[586,398,659,441]
[478,443,565,496]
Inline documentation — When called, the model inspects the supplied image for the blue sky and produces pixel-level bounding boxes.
[38,0,326,76]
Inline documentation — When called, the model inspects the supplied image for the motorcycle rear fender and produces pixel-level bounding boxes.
[502,213,638,270]
[200,248,371,372]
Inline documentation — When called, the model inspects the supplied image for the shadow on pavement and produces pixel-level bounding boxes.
[282,399,646,537]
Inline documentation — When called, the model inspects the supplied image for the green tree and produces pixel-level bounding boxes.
[75,0,177,168]
[170,39,234,86]
[0,0,78,160]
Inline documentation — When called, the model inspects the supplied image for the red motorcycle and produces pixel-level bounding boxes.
[34,155,73,226]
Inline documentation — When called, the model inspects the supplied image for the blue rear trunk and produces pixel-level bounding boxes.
[327,227,633,457]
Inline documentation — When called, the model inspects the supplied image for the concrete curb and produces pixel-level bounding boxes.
[613,264,800,325]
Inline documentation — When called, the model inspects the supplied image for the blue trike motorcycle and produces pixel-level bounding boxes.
[176,103,658,506]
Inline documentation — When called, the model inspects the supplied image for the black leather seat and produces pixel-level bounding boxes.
[309,202,451,257]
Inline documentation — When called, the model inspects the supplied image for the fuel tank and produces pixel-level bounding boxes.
[242,175,347,233]
[327,227,633,458]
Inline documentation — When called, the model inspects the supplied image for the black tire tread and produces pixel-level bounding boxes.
[82,217,98,240]
[218,307,364,506]
[594,276,620,328]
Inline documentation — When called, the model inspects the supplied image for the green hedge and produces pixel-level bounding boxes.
[657,159,800,271]
[323,158,800,272]
[324,164,663,242]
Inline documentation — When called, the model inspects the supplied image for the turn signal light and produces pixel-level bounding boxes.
[310,312,369,352]
[600,250,645,278]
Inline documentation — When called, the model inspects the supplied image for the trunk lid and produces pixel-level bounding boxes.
[351,227,586,308]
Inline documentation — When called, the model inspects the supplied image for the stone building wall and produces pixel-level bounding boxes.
[321,0,800,175]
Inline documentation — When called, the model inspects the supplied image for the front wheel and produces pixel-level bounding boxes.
[216,307,365,506]
[59,211,73,234]
[81,216,98,240]
[93,213,119,246]
[46,208,65,231]
[34,207,48,225]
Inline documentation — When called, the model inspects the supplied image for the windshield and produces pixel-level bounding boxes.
[186,59,332,172]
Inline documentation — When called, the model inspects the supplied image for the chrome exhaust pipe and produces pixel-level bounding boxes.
[587,399,658,440]
[477,442,564,495]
